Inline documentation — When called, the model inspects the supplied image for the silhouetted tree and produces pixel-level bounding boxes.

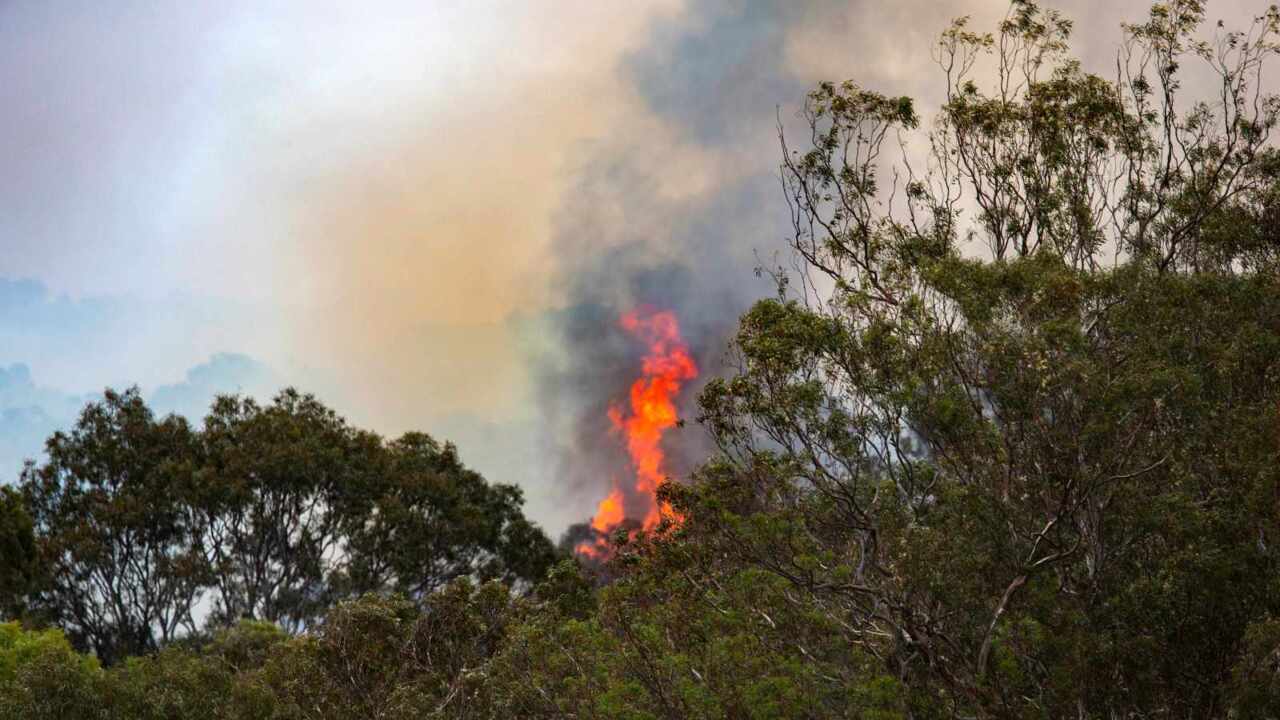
[20,387,557,656]
[22,388,204,665]
[193,390,363,632]
[338,432,558,600]
[0,487,38,620]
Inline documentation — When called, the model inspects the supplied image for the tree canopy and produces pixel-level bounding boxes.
[14,388,556,664]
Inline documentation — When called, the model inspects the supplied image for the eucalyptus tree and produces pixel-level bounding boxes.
[21,388,205,666]
[0,486,38,620]
[21,386,557,659]
[677,1,1280,716]
[336,432,557,602]
[195,391,556,632]
[193,389,365,632]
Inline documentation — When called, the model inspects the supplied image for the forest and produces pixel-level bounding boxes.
[3,1,1280,717]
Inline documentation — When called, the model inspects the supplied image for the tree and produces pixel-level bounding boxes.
[194,390,366,631]
[96,619,288,720]
[338,432,558,601]
[484,553,905,719]
[260,581,514,720]
[21,388,205,665]
[682,1,1280,716]
[0,622,104,720]
[104,648,237,720]
[9,3,1279,715]
[21,386,557,653]
[0,487,37,620]
[195,391,557,632]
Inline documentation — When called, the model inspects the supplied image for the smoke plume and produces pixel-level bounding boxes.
[535,2,838,543]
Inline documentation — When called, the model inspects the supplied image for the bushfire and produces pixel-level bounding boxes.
[575,308,698,559]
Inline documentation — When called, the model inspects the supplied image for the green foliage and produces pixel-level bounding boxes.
[99,620,288,720]
[337,432,558,602]
[0,488,37,620]
[19,388,555,663]
[194,390,366,630]
[105,648,237,720]
[257,581,514,720]
[702,1,1280,715]
[21,388,205,665]
[0,622,102,720]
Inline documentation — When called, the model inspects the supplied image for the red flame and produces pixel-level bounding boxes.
[576,308,698,559]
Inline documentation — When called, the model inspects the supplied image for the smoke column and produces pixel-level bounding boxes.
[534,2,837,547]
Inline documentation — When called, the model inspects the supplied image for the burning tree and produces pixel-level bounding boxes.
[569,308,699,561]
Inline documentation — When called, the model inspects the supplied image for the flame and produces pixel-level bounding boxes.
[590,486,626,532]
[576,308,698,559]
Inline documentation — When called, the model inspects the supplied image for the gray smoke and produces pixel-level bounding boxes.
[535,1,840,537]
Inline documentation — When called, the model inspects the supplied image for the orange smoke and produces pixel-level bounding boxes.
[576,308,699,559]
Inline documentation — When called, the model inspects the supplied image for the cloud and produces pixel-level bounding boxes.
[8,354,298,484]
[0,275,283,481]
[0,277,275,392]
[0,352,282,483]
[150,353,280,422]
[0,363,86,483]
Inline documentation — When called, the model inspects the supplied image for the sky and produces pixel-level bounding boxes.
[1,0,1266,535]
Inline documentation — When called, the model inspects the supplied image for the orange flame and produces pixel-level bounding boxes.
[590,486,626,532]
[576,308,698,559]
